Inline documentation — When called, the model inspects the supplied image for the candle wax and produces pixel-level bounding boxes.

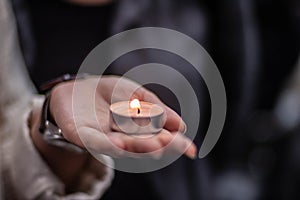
[110,101,164,118]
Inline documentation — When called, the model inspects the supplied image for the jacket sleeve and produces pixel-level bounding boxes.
[1,97,114,200]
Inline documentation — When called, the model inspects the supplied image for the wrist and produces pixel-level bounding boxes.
[29,98,89,188]
[39,74,89,153]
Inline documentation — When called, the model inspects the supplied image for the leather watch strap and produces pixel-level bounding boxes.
[39,73,89,153]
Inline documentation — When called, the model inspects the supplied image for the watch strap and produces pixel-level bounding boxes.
[39,74,89,153]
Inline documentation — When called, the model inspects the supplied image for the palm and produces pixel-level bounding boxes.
[50,76,196,158]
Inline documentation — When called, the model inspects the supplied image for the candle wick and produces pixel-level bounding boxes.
[137,108,140,114]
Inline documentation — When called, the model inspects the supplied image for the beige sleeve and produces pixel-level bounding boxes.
[1,96,114,200]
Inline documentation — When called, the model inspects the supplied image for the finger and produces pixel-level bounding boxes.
[115,133,163,153]
[156,130,197,159]
[77,127,125,158]
[163,106,186,133]
[138,90,186,133]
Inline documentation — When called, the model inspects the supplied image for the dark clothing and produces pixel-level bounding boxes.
[26,0,115,87]
[12,0,300,199]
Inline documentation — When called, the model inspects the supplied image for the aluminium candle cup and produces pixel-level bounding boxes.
[110,101,165,135]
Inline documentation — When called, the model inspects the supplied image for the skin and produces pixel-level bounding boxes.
[30,76,197,189]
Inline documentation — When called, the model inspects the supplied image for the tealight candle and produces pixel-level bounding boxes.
[110,99,165,135]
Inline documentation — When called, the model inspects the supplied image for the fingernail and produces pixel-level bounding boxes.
[186,151,196,159]
[186,145,197,160]
[179,122,187,133]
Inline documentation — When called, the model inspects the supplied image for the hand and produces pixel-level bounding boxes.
[49,75,197,159]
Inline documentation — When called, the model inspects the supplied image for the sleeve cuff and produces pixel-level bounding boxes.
[1,96,114,200]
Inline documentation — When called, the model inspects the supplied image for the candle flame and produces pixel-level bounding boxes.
[130,99,141,109]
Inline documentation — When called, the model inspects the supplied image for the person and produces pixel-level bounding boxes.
[9,0,213,199]
[5,0,300,199]
[0,0,197,199]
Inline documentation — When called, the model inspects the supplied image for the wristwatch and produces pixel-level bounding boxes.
[39,74,89,153]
